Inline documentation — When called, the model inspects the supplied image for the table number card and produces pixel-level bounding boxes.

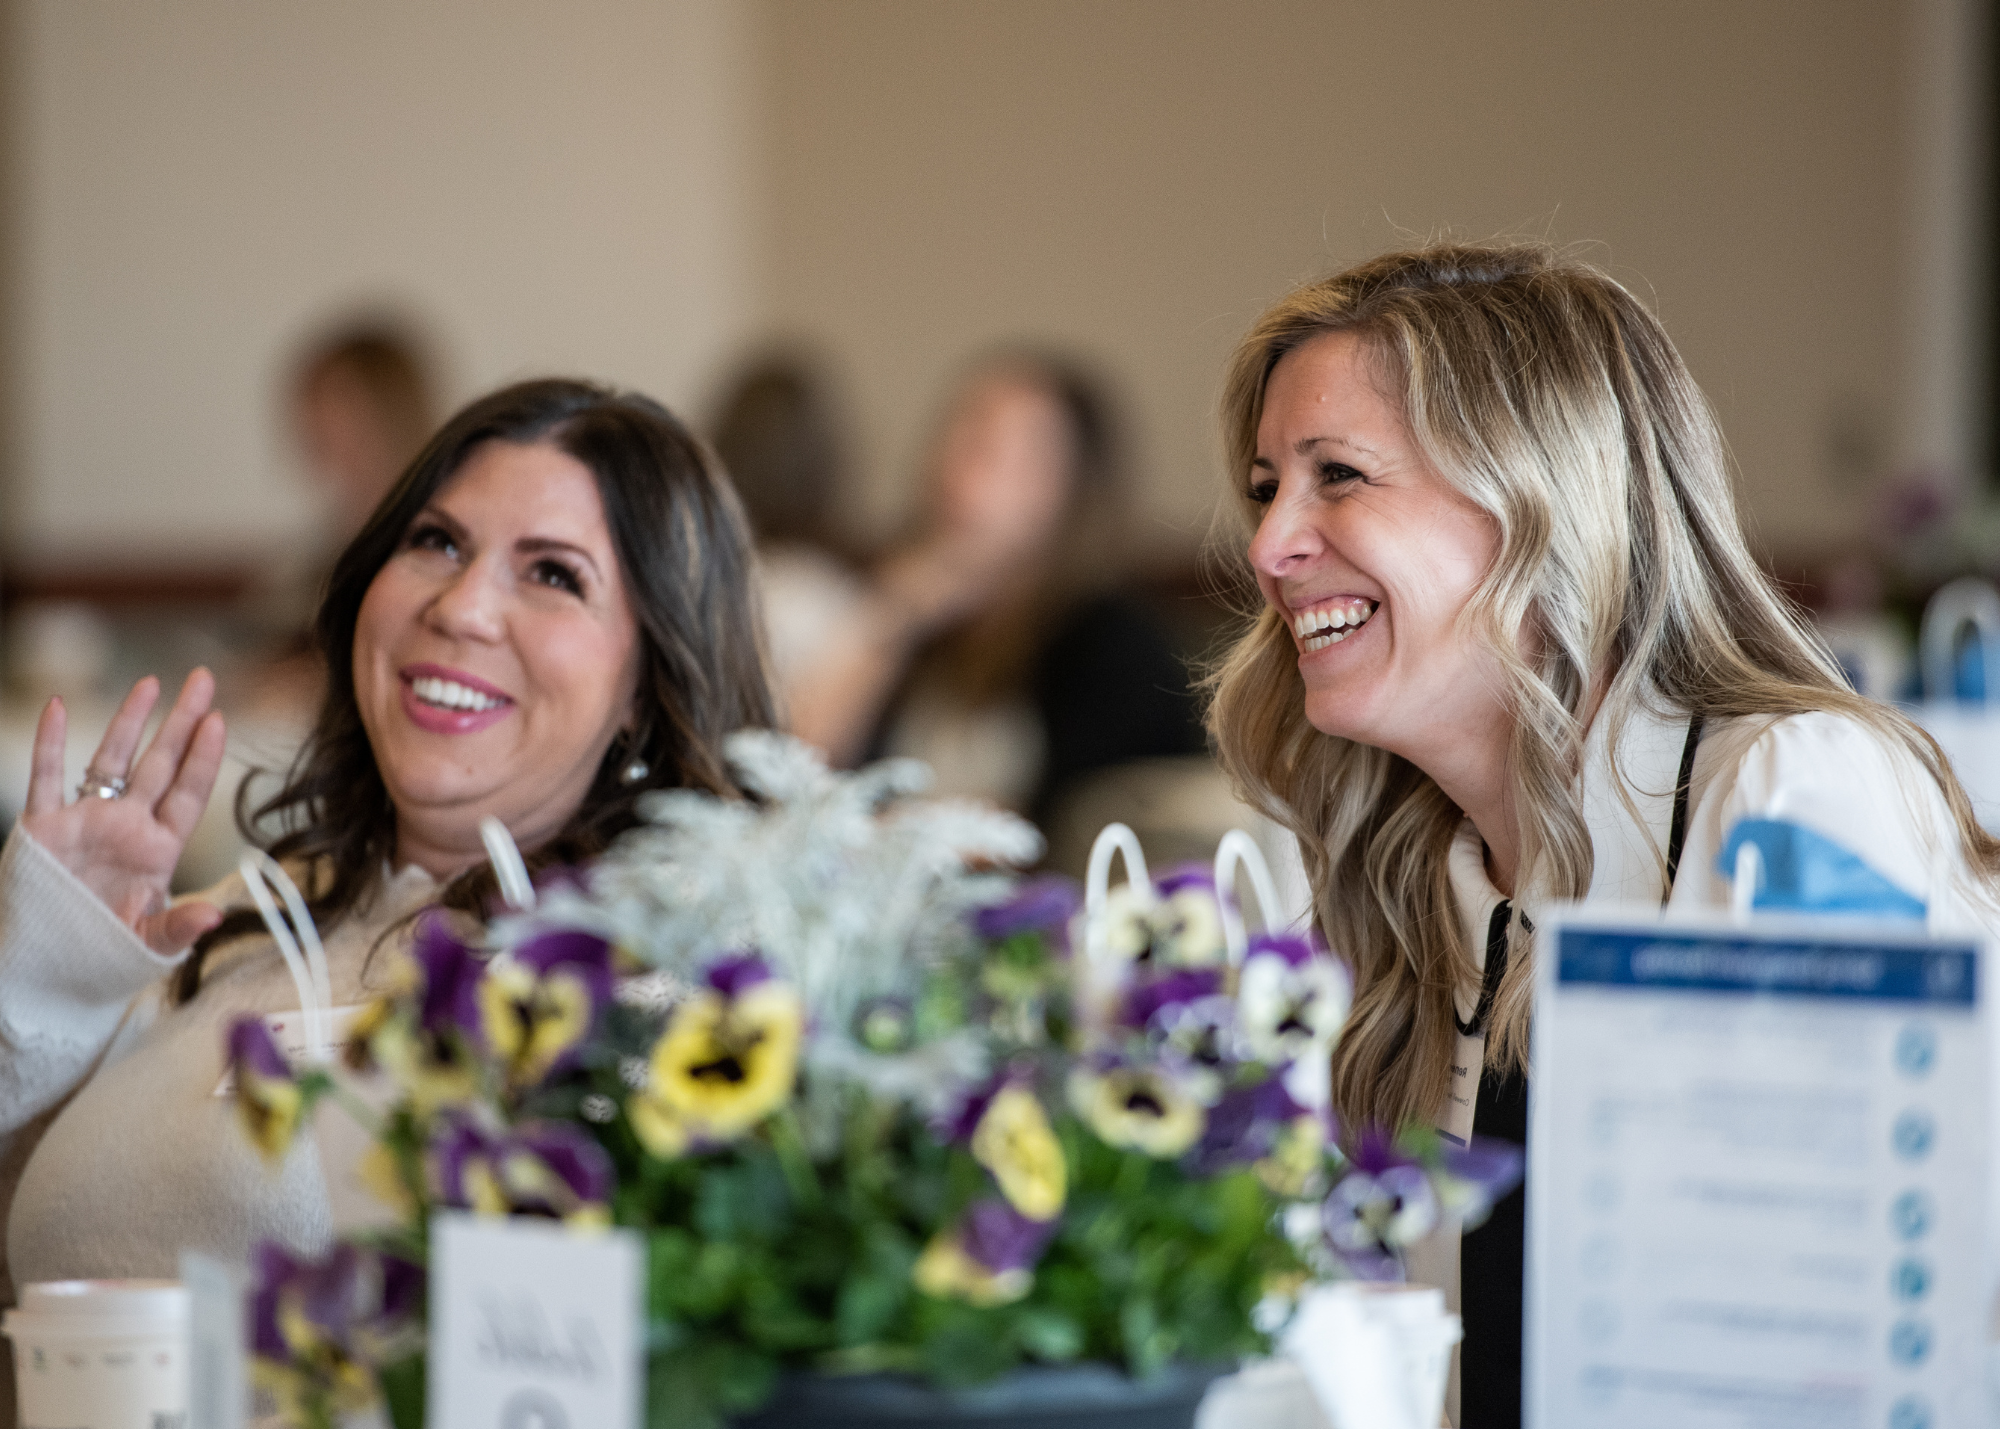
[1529,908,1995,1429]
[428,1213,643,1429]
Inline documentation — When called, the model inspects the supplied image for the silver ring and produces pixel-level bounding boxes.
[76,768,127,800]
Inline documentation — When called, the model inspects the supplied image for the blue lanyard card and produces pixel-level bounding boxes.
[1527,904,1994,1429]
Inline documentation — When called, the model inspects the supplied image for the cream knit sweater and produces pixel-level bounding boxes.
[0,828,438,1295]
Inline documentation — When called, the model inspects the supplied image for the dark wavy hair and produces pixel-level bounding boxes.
[176,377,774,1001]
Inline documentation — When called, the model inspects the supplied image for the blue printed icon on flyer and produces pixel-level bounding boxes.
[1887,1318,1932,1367]
[1890,1109,1935,1161]
[1889,1394,1933,1429]
[1893,1023,1936,1078]
[1890,1188,1934,1241]
[1890,1257,1931,1302]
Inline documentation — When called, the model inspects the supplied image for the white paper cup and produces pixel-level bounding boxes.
[5,1279,189,1429]
[1282,1281,1462,1429]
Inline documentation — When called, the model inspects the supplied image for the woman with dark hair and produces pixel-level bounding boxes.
[0,378,772,1288]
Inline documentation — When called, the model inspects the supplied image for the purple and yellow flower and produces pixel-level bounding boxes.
[912,1198,1055,1308]
[1146,994,1241,1103]
[476,928,614,1089]
[627,956,802,1158]
[1257,1114,1330,1197]
[248,1240,423,1424]
[1236,933,1349,1067]
[1435,1136,1525,1227]
[1187,1075,1305,1176]
[1322,1130,1440,1278]
[1121,968,1223,1031]
[969,1085,1066,1220]
[1099,867,1227,970]
[351,917,486,1113]
[429,1115,613,1226]
[228,1016,307,1167]
[1068,1061,1205,1158]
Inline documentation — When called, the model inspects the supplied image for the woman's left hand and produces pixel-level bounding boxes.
[19,669,228,957]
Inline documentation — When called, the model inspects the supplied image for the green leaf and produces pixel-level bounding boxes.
[375,1354,425,1429]
[1012,1306,1084,1362]
[834,1271,904,1344]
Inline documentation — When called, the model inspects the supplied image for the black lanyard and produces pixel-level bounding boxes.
[1456,711,1704,1039]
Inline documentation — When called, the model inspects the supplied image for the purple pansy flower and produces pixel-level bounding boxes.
[1439,1136,1525,1224]
[1243,931,1320,967]
[1121,968,1223,1030]
[429,1114,613,1222]
[1322,1128,1445,1280]
[1153,864,1217,898]
[512,928,614,999]
[1187,1075,1306,1174]
[229,1016,293,1081]
[411,916,485,1037]
[975,877,1082,946]
[937,1069,1012,1144]
[958,1197,1058,1273]
[476,927,616,1088]
[227,1016,308,1165]
[507,1121,616,1212]
[703,952,773,998]
[247,1239,421,1372]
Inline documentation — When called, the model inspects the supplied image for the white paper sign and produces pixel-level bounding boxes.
[181,1251,247,1429]
[1529,907,1995,1429]
[428,1213,643,1429]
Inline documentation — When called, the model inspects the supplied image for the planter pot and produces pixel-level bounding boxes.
[730,1361,1225,1429]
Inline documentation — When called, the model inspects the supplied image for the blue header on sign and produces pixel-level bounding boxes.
[1557,928,1978,1006]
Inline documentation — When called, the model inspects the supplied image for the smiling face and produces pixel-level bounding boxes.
[353,439,641,874]
[1247,330,1509,775]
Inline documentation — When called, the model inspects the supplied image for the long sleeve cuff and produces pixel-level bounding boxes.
[0,826,183,1028]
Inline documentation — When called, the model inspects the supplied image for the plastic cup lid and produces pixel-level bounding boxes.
[17,1280,188,1320]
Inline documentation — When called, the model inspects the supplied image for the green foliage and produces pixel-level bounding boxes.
[619,1099,1303,1428]
[376,1355,426,1429]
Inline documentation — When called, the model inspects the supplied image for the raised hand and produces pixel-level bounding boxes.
[19,670,228,957]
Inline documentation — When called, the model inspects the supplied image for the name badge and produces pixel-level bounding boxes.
[1441,1028,1483,1147]
[428,1212,643,1429]
[211,1005,371,1097]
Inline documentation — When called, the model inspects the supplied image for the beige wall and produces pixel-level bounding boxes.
[755,0,1910,564]
[6,0,762,566]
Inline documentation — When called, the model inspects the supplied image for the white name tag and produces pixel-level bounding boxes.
[428,1212,643,1429]
[1441,1027,1484,1147]
[211,1005,371,1097]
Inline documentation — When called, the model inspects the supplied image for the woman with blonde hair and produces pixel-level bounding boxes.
[1205,241,2000,1425]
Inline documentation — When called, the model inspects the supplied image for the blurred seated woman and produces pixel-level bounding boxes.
[707,353,872,720]
[0,379,772,1290]
[794,352,1206,833]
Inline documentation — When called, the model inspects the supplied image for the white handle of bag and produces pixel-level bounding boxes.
[238,850,333,1063]
[1083,822,1152,968]
[1214,828,1284,967]
[479,816,536,912]
[1918,576,2000,703]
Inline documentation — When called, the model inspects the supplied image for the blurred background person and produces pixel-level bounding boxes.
[239,318,446,725]
[276,318,443,632]
[707,352,873,728]
[787,352,1207,843]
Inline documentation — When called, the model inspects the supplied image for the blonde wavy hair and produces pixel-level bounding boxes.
[1205,241,2000,1135]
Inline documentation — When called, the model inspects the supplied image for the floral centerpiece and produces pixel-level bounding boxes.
[228,734,1518,1429]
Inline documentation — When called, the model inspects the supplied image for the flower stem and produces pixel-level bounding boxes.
[769,1108,821,1207]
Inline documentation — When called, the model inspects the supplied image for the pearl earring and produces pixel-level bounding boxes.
[621,757,650,785]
